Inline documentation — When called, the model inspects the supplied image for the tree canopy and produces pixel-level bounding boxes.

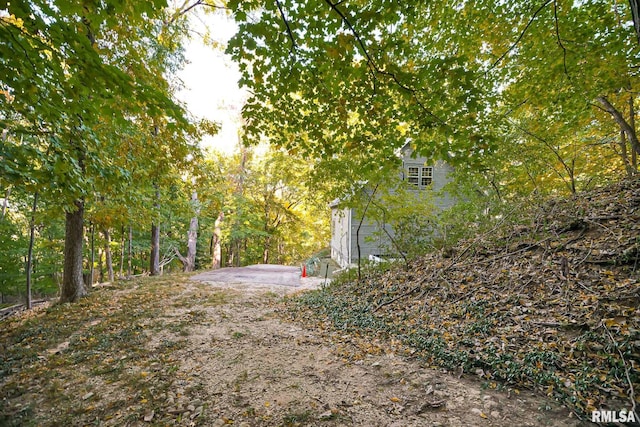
[227,0,640,195]
[2,0,640,304]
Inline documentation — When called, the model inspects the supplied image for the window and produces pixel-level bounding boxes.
[406,165,433,189]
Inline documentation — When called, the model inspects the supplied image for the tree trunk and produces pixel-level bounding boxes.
[150,223,160,275]
[97,247,104,283]
[150,183,161,275]
[597,95,640,159]
[629,94,638,172]
[631,0,640,44]
[176,191,200,272]
[88,223,95,289]
[227,241,236,268]
[1,186,11,221]
[184,200,199,271]
[25,192,38,309]
[263,236,270,264]
[619,130,635,177]
[183,217,198,271]
[119,226,125,279]
[60,200,87,303]
[127,225,132,277]
[211,211,223,269]
[103,229,114,282]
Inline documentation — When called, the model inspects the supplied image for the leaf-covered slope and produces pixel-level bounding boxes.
[290,178,640,420]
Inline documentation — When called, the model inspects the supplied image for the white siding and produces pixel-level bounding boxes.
[330,148,455,266]
[330,207,351,268]
[349,214,392,262]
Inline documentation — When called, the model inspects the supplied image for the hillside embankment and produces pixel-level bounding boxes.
[288,178,640,423]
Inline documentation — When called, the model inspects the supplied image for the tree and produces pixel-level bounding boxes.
[226,1,640,199]
[175,190,200,272]
[2,1,197,302]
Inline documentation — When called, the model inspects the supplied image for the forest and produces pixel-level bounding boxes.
[1,1,638,296]
[2,0,640,424]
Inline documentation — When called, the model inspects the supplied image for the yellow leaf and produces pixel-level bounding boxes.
[390,397,400,403]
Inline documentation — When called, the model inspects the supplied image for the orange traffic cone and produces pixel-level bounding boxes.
[302,265,307,278]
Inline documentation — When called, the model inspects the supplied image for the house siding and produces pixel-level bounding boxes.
[349,215,391,263]
[331,207,351,268]
[330,151,454,268]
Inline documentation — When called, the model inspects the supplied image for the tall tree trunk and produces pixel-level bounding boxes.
[88,223,95,289]
[629,94,638,172]
[263,237,270,264]
[119,226,125,279]
[150,184,161,276]
[25,192,38,309]
[103,229,114,282]
[127,225,132,277]
[61,200,87,303]
[1,186,11,221]
[97,247,104,283]
[227,245,234,268]
[619,130,635,177]
[150,223,160,275]
[597,95,640,159]
[183,217,198,271]
[175,191,198,273]
[182,191,199,272]
[211,211,223,269]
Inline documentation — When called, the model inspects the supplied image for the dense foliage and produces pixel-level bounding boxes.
[228,0,639,198]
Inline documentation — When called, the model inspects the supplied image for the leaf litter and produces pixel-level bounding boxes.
[287,177,640,423]
[2,273,575,426]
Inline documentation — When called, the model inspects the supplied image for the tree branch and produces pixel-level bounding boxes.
[323,0,447,126]
[165,0,228,25]
[553,0,569,77]
[597,95,640,157]
[508,120,576,193]
[630,0,640,44]
[602,321,638,421]
[275,0,297,55]
[490,0,553,70]
[356,183,379,282]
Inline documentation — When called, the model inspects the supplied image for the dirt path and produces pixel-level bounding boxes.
[0,275,585,426]
[163,278,582,427]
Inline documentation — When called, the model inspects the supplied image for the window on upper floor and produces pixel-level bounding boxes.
[406,165,433,189]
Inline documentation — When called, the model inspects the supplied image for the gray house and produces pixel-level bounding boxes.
[330,147,454,268]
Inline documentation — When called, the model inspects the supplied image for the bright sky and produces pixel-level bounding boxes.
[176,9,245,154]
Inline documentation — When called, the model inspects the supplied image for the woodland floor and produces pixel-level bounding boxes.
[0,274,580,427]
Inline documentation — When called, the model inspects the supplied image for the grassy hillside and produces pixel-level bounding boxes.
[288,177,640,422]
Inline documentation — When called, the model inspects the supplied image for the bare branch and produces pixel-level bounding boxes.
[323,0,446,126]
[602,321,638,421]
[165,0,229,26]
[553,0,569,77]
[275,0,297,55]
[490,0,553,71]
[508,119,575,193]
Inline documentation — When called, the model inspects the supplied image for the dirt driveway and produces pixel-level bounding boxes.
[183,268,581,427]
[191,264,313,289]
[0,270,584,426]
